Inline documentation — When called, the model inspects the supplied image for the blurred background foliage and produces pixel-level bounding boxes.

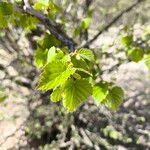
[0,0,150,149]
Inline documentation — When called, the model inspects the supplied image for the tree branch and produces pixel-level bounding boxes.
[83,0,145,47]
[20,0,77,51]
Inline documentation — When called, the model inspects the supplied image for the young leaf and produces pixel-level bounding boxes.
[34,48,48,68]
[127,47,144,62]
[48,1,62,18]
[51,87,62,102]
[63,79,92,111]
[76,48,95,62]
[38,33,61,49]
[144,54,150,69]
[0,2,13,16]
[71,55,89,69]
[0,16,8,28]
[52,50,66,61]
[121,35,133,46]
[19,15,39,30]
[72,73,81,80]
[0,91,7,102]
[38,61,76,91]
[76,68,92,77]
[93,82,109,104]
[0,87,7,102]
[33,0,49,10]
[106,86,124,111]
[80,17,91,30]
[0,94,7,102]
[71,55,90,78]
[47,46,56,63]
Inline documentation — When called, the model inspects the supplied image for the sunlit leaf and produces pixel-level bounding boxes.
[76,68,92,77]
[38,33,61,50]
[19,15,39,30]
[127,47,144,62]
[72,73,81,80]
[106,86,124,111]
[34,48,48,68]
[81,17,91,30]
[93,82,109,104]
[144,54,150,69]
[38,61,76,90]
[121,35,133,46]
[33,0,49,10]
[63,79,92,111]
[76,48,95,62]
[47,46,56,63]
[0,16,8,28]
[71,55,90,78]
[51,87,62,102]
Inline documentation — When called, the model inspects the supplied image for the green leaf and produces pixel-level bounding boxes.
[76,68,92,77]
[0,88,7,102]
[61,54,71,62]
[19,15,39,30]
[71,55,89,69]
[50,87,62,102]
[93,82,109,104]
[144,54,150,69]
[63,79,92,111]
[38,61,76,91]
[121,35,133,46]
[106,86,124,111]
[73,27,81,37]
[76,48,95,62]
[47,1,62,19]
[127,47,144,62]
[81,17,91,30]
[72,73,81,80]
[0,15,7,28]
[34,48,48,68]
[71,55,90,78]
[15,0,22,2]
[47,48,70,63]
[38,33,61,49]
[0,94,7,102]
[47,46,56,63]
[52,50,66,61]
[0,2,13,16]
[33,0,49,10]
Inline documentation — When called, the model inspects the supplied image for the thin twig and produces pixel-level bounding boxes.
[83,0,145,47]
[15,0,77,51]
